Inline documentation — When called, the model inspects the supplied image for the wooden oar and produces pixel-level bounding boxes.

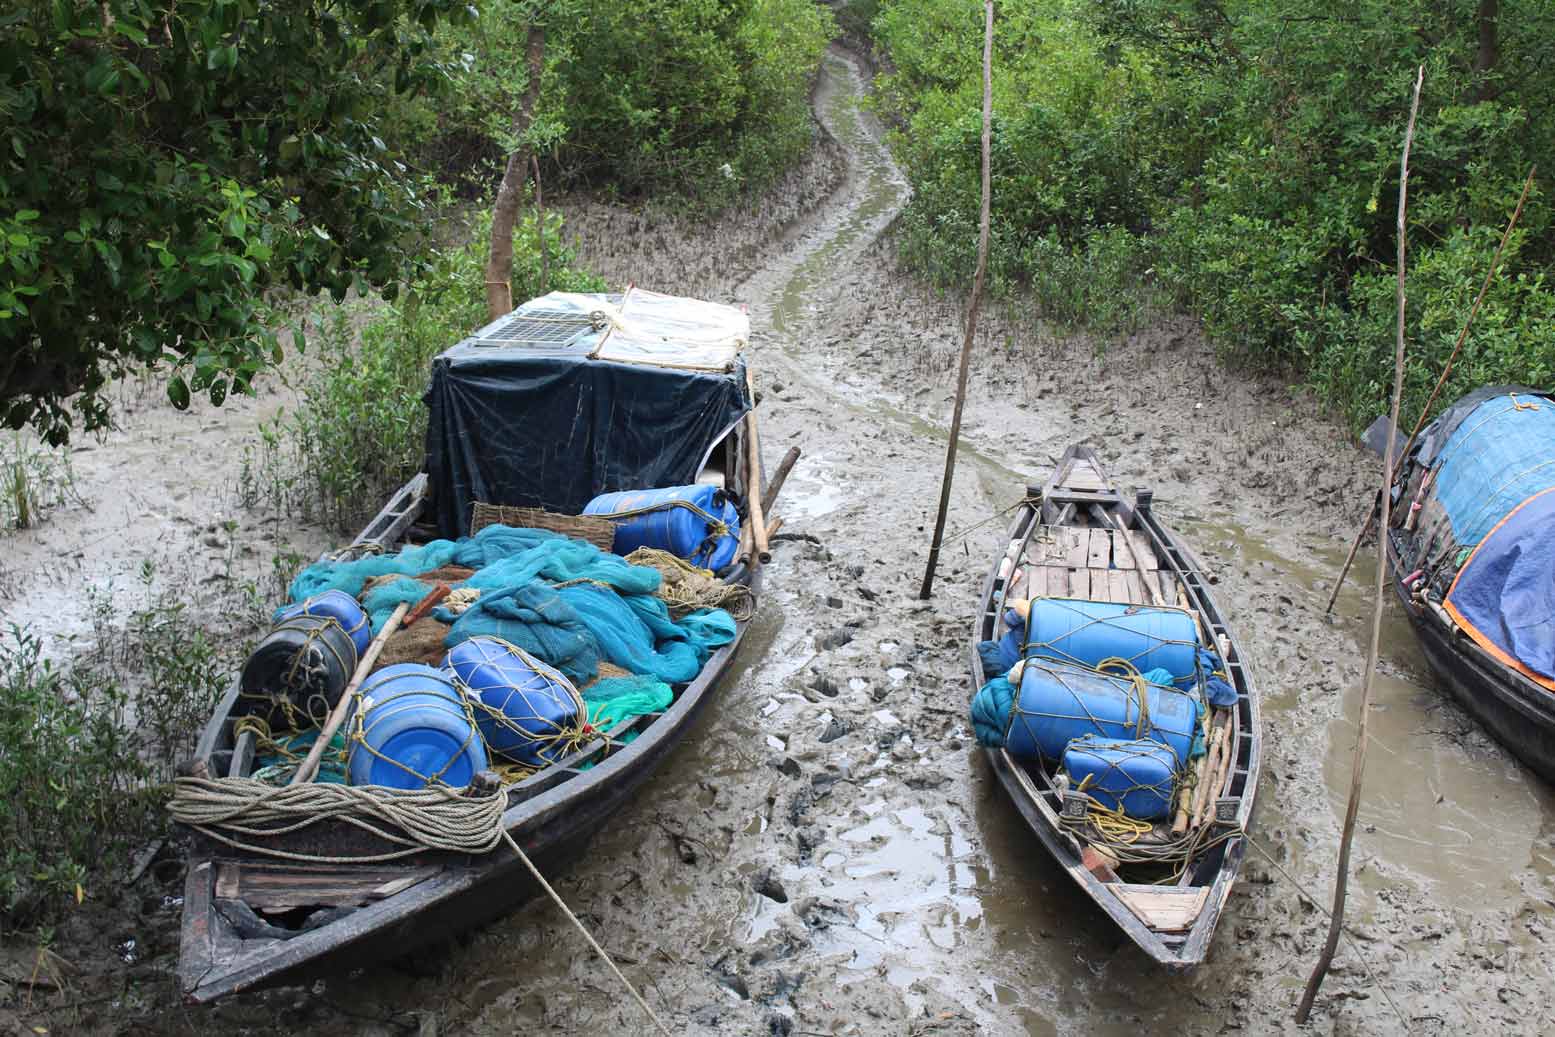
[289,599,413,785]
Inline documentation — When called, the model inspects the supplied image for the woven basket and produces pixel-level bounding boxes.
[469,502,616,551]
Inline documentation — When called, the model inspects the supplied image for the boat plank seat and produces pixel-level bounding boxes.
[1111,884,1209,932]
[1086,529,1111,569]
[214,861,443,912]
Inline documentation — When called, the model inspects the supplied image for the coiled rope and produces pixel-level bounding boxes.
[168,777,671,1036]
[624,546,755,620]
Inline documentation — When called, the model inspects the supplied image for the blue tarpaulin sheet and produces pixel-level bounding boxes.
[1430,393,1555,545]
[1446,486,1555,685]
[1428,392,1555,687]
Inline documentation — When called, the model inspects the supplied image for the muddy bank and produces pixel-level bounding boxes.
[7,44,1555,1037]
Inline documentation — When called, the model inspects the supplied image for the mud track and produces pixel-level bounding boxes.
[9,46,1554,1037]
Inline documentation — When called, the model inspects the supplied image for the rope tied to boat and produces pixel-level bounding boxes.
[168,776,672,1036]
[1095,657,1151,739]
[624,546,755,620]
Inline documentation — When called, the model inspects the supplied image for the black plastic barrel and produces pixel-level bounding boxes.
[237,614,359,731]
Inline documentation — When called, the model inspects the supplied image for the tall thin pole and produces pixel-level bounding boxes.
[919,0,995,600]
[1297,66,1423,1023]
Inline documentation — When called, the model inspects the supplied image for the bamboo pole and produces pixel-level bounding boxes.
[1298,66,1423,1023]
[743,370,770,565]
[290,600,412,785]
[1323,164,1535,615]
[919,0,994,600]
[761,445,801,517]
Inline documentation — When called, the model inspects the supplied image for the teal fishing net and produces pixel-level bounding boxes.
[299,525,737,688]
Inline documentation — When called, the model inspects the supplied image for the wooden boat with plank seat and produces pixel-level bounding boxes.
[970,446,1261,968]
[174,289,776,1002]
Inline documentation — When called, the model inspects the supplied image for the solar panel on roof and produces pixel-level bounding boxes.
[470,308,606,350]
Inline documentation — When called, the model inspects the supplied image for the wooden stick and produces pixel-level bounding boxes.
[761,445,801,517]
[1195,718,1234,829]
[289,600,412,785]
[1298,66,1422,1024]
[1187,713,1228,830]
[1323,164,1535,615]
[742,371,770,565]
[1172,755,1206,835]
[765,515,784,538]
[919,0,995,600]
[404,583,451,626]
[736,518,754,568]
[1100,509,1163,609]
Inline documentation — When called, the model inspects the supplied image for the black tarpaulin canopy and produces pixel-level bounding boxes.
[423,290,752,538]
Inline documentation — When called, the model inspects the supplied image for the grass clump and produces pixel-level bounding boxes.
[2,435,84,532]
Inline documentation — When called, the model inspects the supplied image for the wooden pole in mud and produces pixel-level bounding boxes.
[919,0,994,600]
[1297,66,1423,1024]
[1321,164,1536,616]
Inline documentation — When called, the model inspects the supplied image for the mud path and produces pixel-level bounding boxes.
[10,46,1555,1037]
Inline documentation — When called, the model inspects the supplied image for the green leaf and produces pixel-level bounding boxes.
[167,376,190,410]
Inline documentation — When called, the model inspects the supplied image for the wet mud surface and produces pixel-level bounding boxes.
[7,46,1554,1036]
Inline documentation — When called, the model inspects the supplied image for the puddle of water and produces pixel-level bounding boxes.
[745,800,988,1018]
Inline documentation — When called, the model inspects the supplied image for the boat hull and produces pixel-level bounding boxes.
[1386,533,1555,785]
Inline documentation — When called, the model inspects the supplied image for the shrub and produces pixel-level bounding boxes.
[274,207,605,534]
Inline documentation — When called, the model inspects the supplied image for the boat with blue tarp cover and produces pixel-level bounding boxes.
[1374,385,1555,783]
[173,288,769,1002]
[970,446,1261,969]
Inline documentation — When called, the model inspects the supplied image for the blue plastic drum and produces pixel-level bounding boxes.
[1005,659,1200,763]
[1024,599,1200,681]
[583,484,741,570]
[1063,736,1179,820]
[444,636,583,767]
[275,589,372,659]
[346,664,488,789]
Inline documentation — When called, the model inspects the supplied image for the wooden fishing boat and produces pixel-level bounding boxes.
[970,446,1261,968]
[176,290,769,1002]
[1375,386,1555,784]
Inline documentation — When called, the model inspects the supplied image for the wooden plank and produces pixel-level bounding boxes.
[1054,567,1078,597]
[1086,529,1112,569]
[1024,527,1060,565]
[1108,570,1132,603]
[1158,570,1176,601]
[1027,565,1048,598]
[1125,530,1159,570]
[1122,570,1144,604]
[1066,461,1106,491]
[1062,528,1089,568]
[1087,569,1111,601]
[1112,885,1209,933]
[222,863,443,913]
